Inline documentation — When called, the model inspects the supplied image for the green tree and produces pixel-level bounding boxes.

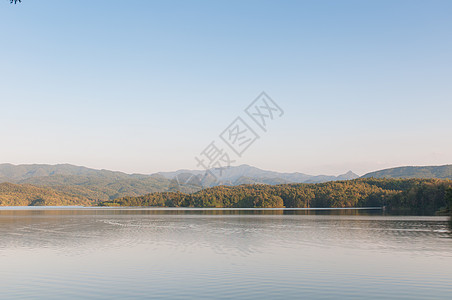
[446,188,452,214]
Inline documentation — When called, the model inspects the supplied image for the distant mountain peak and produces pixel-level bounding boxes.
[159,164,358,185]
[335,171,360,181]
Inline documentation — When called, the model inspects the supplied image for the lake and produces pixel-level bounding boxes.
[0,208,451,299]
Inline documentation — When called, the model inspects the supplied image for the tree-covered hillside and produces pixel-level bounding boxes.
[19,174,173,201]
[0,164,175,201]
[2,163,452,210]
[100,178,452,212]
[362,165,452,180]
[0,163,127,181]
[0,182,91,206]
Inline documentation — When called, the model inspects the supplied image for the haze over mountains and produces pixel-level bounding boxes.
[158,164,359,186]
[0,163,451,206]
[0,163,358,197]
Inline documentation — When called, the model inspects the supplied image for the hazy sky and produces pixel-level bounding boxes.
[1,0,451,176]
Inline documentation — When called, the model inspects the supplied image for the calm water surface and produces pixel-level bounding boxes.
[0,208,451,299]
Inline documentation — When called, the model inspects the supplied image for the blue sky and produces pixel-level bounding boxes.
[1,0,451,175]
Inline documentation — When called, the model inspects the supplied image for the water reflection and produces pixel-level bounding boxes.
[0,208,451,299]
[0,208,450,254]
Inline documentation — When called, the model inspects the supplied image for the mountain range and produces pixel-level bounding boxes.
[158,164,359,186]
[0,163,451,206]
[0,163,171,202]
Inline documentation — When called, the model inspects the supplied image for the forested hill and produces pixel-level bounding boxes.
[362,165,452,180]
[0,163,360,194]
[2,164,452,209]
[0,182,91,206]
[0,164,176,202]
[100,178,452,213]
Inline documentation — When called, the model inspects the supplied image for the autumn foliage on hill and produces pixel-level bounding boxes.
[0,182,91,206]
[100,178,452,212]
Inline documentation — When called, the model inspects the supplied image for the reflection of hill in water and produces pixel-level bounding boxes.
[0,209,451,257]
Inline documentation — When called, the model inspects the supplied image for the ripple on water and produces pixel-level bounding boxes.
[0,209,452,299]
